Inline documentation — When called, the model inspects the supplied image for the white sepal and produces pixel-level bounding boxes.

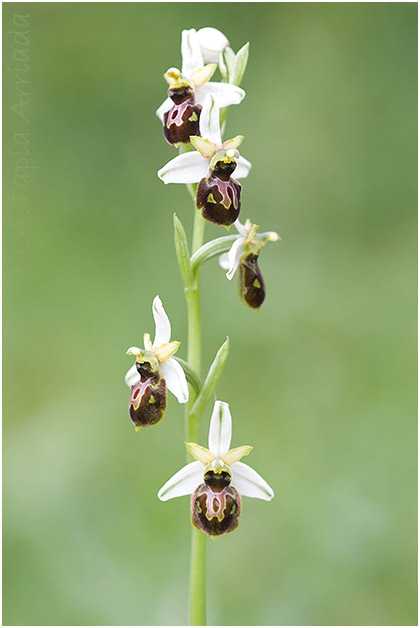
[160,357,189,404]
[208,400,232,456]
[181,29,204,77]
[152,295,171,347]
[196,81,245,109]
[158,461,203,501]
[230,461,274,501]
[234,155,252,180]
[158,151,208,185]
[125,364,140,388]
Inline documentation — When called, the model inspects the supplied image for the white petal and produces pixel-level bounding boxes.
[158,152,209,185]
[156,97,172,122]
[181,29,204,77]
[158,461,203,501]
[230,461,274,501]
[160,357,189,404]
[225,238,245,280]
[125,363,140,388]
[199,95,222,146]
[234,155,252,180]
[152,295,171,347]
[219,252,229,271]
[196,82,245,109]
[197,27,229,64]
[208,400,232,456]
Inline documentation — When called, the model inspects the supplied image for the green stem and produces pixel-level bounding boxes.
[189,527,207,626]
[184,188,207,626]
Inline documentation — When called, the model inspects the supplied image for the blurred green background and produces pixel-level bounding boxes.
[3,3,417,626]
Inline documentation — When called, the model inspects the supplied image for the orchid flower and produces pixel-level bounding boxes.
[219,218,280,279]
[158,400,273,536]
[218,219,279,308]
[156,28,245,124]
[125,296,188,429]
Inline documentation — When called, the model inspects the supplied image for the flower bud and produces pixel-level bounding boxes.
[196,158,242,226]
[129,361,167,429]
[239,252,266,309]
[163,84,202,146]
[191,483,241,537]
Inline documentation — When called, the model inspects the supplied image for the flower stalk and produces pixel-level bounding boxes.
[185,194,207,626]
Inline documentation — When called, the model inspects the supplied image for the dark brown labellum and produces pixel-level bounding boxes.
[196,170,242,226]
[129,361,167,428]
[163,94,202,145]
[239,252,266,309]
[191,484,241,537]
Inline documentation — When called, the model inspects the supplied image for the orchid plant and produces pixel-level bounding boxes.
[125,27,279,625]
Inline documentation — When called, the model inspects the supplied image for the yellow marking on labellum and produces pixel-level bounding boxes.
[253,278,261,288]
[207,192,216,204]
[189,111,198,122]
[185,442,215,465]
[134,426,141,432]
[149,396,156,404]
[222,445,253,466]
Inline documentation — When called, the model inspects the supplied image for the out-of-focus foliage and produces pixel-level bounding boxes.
[3,3,417,625]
